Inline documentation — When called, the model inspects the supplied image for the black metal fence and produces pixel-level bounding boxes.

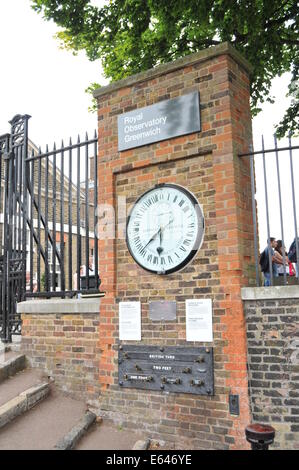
[26,132,99,298]
[239,134,299,287]
[0,114,100,342]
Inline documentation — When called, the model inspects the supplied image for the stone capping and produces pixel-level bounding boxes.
[17,298,101,315]
[93,42,253,99]
[241,285,299,300]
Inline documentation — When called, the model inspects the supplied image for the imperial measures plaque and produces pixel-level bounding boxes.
[118,345,214,396]
[118,92,201,151]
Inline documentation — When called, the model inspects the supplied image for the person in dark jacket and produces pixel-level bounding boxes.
[262,238,283,286]
[288,237,299,277]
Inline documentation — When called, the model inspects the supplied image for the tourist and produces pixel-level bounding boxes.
[260,238,282,286]
[288,237,298,277]
[275,240,289,276]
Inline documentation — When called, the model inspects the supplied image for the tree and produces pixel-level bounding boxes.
[31,0,298,137]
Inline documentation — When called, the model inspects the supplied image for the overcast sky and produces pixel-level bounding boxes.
[0,0,108,146]
[0,0,298,249]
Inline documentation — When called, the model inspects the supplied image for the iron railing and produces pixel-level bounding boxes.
[239,134,299,287]
[0,114,100,342]
[25,133,100,298]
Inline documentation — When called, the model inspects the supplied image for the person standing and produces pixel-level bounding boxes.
[260,238,282,286]
[275,240,289,277]
[288,237,299,277]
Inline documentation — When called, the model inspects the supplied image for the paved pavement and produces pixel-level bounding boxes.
[0,347,148,450]
[0,388,86,450]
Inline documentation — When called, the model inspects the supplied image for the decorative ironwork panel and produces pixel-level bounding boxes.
[0,116,29,342]
[0,134,10,341]
[118,345,214,396]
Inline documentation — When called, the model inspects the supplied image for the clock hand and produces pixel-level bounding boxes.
[157,246,163,255]
[157,222,163,255]
[144,227,161,249]
[161,218,174,232]
[144,218,174,251]
[157,218,173,255]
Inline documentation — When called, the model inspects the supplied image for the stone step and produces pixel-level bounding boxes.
[0,352,27,384]
[0,368,47,407]
[0,387,88,450]
[0,345,11,354]
[0,381,50,430]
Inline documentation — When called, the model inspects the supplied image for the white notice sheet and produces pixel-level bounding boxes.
[119,301,141,341]
[186,299,213,342]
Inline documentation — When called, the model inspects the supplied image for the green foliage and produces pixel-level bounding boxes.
[275,61,299,138]
[40,272,46,291]
[31,0,299,136]
[85,82,101,112]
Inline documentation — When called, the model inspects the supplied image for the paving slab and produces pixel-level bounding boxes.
[0,369,46,407]
[0,389,87,450]
[76,422,146,450]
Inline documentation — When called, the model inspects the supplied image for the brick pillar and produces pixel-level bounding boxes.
[94,42,254,449]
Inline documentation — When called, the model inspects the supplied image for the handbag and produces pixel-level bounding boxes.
[289,262,296,277]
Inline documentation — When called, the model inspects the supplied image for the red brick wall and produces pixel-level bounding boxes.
[95,44,254,449]
[22,313,100,400]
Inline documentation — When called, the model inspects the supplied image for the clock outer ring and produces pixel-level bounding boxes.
[126,183,205,275]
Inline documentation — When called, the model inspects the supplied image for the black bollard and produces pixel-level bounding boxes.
[245,423,276,450]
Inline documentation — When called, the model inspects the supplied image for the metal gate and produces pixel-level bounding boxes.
[0,114,100,343]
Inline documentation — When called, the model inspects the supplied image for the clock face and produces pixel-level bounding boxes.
[126,183,204,274]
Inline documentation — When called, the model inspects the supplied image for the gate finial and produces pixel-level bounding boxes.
[8,114,31,125]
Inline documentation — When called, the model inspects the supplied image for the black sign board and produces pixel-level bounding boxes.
[118,345,214,396]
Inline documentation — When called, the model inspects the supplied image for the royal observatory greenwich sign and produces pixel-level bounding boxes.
[118,92,201,151]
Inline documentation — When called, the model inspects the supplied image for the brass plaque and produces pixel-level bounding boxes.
[149,301,176,321]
